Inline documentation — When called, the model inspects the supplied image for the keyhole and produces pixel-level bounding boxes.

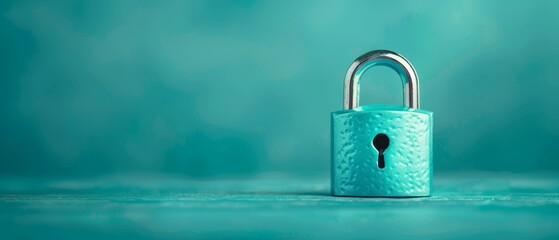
[372,134,390,169]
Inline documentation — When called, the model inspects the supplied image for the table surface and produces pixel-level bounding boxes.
[1,172,558,240]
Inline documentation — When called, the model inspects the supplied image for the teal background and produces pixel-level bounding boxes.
[2,0,559,178]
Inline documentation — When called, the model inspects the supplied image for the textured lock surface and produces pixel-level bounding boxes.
[331,105,433,197]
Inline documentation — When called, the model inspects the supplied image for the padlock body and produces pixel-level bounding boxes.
[331,105,433,197]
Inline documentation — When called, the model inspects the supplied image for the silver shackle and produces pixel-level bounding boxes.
[344,50,420,110]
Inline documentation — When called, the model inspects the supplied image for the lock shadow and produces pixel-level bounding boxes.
[226,190,331,197]
[222,191,430,199]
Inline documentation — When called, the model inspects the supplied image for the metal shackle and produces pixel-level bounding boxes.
[344,50,420,110]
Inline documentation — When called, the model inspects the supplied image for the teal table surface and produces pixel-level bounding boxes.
[1,172,558,240]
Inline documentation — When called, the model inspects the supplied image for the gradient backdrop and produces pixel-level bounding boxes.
[1,0,559,179]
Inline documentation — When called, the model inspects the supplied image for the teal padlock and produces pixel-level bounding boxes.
[331,50,433,197]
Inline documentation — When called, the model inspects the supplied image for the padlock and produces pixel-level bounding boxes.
[331,50,433,197]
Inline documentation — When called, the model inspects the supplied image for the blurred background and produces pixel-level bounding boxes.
[1,0,558,179]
